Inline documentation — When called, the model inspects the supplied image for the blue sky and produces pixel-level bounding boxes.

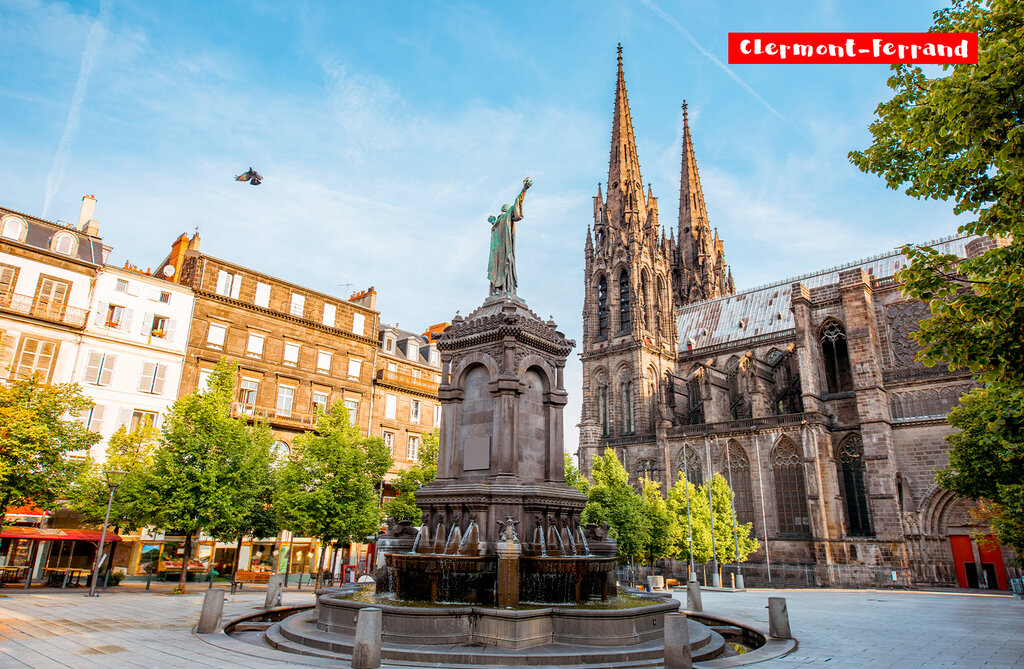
[0,0,961,451]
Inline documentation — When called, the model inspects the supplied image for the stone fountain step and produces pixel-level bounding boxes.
[268,610,725,667]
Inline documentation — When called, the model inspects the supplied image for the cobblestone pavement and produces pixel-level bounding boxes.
[689,587,1024,668]
[0,586,1021,668]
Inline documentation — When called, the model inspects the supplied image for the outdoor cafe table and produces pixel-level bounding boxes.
[0,566,29,586]
[43,567,91,588]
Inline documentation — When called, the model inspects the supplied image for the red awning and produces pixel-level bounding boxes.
[0,526,121,542]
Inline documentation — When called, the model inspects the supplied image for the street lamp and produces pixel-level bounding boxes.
[88,470,127,597]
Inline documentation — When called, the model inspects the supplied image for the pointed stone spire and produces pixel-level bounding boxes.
[607,44,645,226]
[678,101,709,246]
[586,225,594,256]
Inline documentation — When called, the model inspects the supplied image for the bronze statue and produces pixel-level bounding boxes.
[488,178,532,295]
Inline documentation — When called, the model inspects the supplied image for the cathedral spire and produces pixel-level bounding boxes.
[678,101,709,245]
[607,44,644,220]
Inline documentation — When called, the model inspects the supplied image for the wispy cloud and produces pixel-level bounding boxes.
[42,0,111,217]
[637,0,786,122]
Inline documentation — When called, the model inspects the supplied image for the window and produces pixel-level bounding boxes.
[430,349,440,366]
[687,377,704,425]
[1,216,25,240]
[353,313,365,336]
[246,333,265,358]
[238,378,259,405]
[52,233,76,256]
[197,368,213,392]
[276,385,295,417]
[290,293,305,317]
[207,323,226,348]
[138,362,166,394]
[820,320,853,393]
[640,272,650,330]
[129,410,157,432]
[344,399,359,424]
[384,336,395,353]
[283,342,299,366]
[36,277,69,317]
[347,357,361,379]
[406,343,419,361]
[383,431,395,453]
[82,405,105,433]
[312,391,329,412]
[620,379,634,434]
[723,442,756,527]
[410,400,421,424]
[159,291,171,304]
[385,393,397,419]
[0,263,18,297]
[618,270,630,331]
[84,351,116,385]
[772,438,811,537]
[773,350,803,415]
[433,405,441,428]
[322,303,336,327]
[104,304,128,329]
[387,361,398,373]
[838,435,872,536]
[680,445,703,486]
[407,435,420,462]
[597,385,609,436]
[596,275,608,338]
[254,282,271,308]
[14,337,57,380]
[317,350,332,373]
[150,315,172,339]
[215,270,241,299]
[115,279,129,293]
[271,440,290,459]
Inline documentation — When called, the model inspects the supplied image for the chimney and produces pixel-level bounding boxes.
[78,194,100,236]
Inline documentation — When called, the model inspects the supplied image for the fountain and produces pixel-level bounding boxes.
[243,179,733,665]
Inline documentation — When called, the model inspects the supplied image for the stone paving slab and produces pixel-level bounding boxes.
[1,587,1022,667]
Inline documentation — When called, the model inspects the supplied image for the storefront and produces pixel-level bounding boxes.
[0,526,121,586]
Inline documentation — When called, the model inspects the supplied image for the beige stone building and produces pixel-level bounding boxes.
[579,49,1018,589]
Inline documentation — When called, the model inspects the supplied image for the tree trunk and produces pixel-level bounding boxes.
[178,529,194,593]
[233,536,244,578]
[314,540,327,590]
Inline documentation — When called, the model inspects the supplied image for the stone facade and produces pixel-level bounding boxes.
[578,49,1018,588]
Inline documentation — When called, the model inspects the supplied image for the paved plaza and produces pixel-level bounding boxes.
[0,585,1020,668]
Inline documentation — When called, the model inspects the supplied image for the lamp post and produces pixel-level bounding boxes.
[88,470,127,597]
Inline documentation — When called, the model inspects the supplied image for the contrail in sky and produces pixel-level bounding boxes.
[42,0,112,218]
[637,0,786,122]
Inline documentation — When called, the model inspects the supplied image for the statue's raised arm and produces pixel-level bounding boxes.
[487,178,533,296]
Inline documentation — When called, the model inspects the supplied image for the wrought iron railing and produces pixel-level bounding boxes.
[0,292,89,328]
[376,368,439,394]
[670,411,827,436]
[229,402,316,429]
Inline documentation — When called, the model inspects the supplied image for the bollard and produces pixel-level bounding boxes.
[663,612,692,669]
[264,574,284,609]
[686,580,702,612]
[197,589,225,634]
[145,569,152,590]
[735,573,744,590]
[351,607,382,669]
[711,571,721,588]
[768,597,792,639]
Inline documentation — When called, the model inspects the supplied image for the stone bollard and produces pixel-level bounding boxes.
[686,580,702,612]
[351,607,382,669]
[264,574,283,609]
[663,612,692,669]
[197,589,224,634]
[711,571,721,588]
[735,573,744,590]
[768,597,792,639]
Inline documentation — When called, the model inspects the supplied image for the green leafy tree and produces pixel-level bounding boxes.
[0,376,97,521]
[67,424,160,533]
[382,430,438,523]
[668,474,758,565]
[849,0,1024,558]
[638,477,679,568]
[581,448,649,567]
[564,452,590,495]
[146,358,264,593]
[276,403,392,588]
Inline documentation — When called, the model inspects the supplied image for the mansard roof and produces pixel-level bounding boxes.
[0,205,108,267]
[676,233,973,352]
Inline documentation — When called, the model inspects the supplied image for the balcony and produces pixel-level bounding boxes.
[229,402,316,430]
[375,368,439,395]
[0,292,89,329]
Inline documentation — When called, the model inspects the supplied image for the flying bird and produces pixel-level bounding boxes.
[235,167,262,185]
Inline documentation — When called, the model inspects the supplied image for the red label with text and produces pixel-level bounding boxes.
[728,33,977,64]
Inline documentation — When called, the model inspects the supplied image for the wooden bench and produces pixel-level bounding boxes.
[232,570,272,589]
[665,578,680,588]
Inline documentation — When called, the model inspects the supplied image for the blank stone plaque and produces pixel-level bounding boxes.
[463,436,491,471]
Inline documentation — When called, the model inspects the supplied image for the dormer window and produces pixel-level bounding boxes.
[384,336,395,353]
[1,216,26,241]
[51,232,77,256]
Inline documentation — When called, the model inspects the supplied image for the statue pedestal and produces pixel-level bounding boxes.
[496,540,522,608]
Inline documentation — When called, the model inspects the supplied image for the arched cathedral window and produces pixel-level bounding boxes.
[773,349,803,415]
[820,320,853,393]
[636,458,658,482]
[620,379,634,434]
[723,441,756,526]
[679,445,703,486]
[640,271,650,330]
[771,438,811,537]
[597,275,609,338]
[687,376,704,425]
[655,277,665,334]
[618,270,631,332]
[838,434,872,536]
[597,384,609,436]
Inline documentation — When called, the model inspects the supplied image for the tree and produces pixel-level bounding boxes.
[849,0,1024,558]
[146,358,265,593]
[0,376,97,521]
[667,474,758,566]
[67,424,160,533]
[638,477,679,568]
[581,448,649,566]
[382,430,438,523]
[564,452,590,495]
[275,403,392,588]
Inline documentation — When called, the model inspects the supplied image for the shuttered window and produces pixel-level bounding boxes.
[84,351,117,385]
[15,338,57,381]
[138,363,166,394]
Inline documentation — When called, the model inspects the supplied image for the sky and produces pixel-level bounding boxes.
[0,0,963,453]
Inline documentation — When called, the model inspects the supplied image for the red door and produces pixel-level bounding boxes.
[949,535,974,588]
[976,535,1008,590]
